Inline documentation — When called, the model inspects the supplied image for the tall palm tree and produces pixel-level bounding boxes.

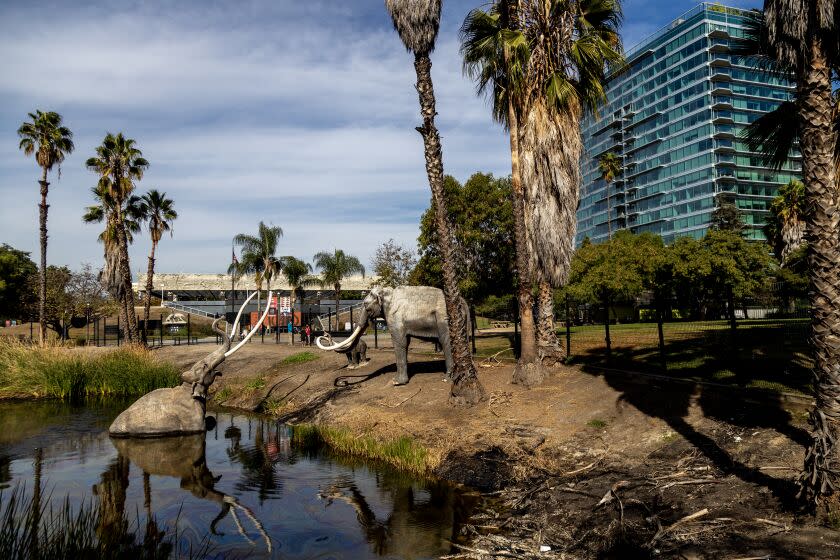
[386,0,485,403]
[138,190,177,344]
[760,0,840,506]
[86,133,149,343]
[461,1,541,378]
[598,152,621,240]
[461,0,623,378]
[281,256,318,343]
[234,222,283,326]
[17,110,74,344]
[313,249,365,330]
[83,185,144,336]
[764,179,806,262]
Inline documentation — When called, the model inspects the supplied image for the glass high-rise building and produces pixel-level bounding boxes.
[577,3,801,245]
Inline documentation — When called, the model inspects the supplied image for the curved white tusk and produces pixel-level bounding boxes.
[315,324,363,351]
[230,291,259,338]
[225,291,273,357]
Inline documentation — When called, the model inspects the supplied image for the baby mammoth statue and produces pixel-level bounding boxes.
[344,338,368,370]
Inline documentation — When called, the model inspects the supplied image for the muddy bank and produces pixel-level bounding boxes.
[155,342,839,559]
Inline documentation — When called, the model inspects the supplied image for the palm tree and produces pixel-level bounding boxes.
[313,249,365,330]
[234,222,283,325]
[461,1,541,379]
[598,152,621,240]
[764,179,806,262]
[760,0,840,506]
[138,190,177,344]
[83,185,144,336]
[461,0,623,378]
[86,133,149,343]
[386,0,485,403]
[281,256,318,343]
[17,110,74,344]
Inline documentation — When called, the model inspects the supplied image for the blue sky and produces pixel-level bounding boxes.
[0,0,757,275]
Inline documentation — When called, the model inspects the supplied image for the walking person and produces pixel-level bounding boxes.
[304,324,311,346]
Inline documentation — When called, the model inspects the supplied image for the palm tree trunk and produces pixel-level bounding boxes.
[413,52,484,404]
[536,281,563,361]
[143,241,157,346]
[799,35,840,506]
[506,94,541,385]
[38,168,49,345]
[115,215,138,342]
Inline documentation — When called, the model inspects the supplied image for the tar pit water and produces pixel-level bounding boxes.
[0,400,476,559]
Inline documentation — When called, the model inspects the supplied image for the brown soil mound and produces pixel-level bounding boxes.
[156,342,839,559]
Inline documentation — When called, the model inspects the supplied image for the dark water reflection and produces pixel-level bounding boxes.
[0,401,476,559]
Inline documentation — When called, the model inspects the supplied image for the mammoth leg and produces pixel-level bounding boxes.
[393,333,409,385]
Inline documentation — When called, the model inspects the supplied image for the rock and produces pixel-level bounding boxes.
[109,385,207,437]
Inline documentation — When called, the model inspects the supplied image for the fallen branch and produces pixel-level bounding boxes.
[381,387,421,408]
[660,478,721,489]
[753,517,790,531]
[648,508,709,546]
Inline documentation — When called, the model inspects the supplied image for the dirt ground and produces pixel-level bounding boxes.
[157,340,839,559]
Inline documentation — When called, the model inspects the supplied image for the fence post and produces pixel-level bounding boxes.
[514,316,520,359]
[103,317,107,347]
[328,311,332,332]
[565,296,571,359]
[116,315,121,347]
[603,296,611,358]
[160,313,164,347]
[657,300,666,370]
[187,313,191,345]
[470,305,477,355]
[374,319,378,349]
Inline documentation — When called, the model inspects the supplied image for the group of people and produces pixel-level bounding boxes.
[237,321,314,345]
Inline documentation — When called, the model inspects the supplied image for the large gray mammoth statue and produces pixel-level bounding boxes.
[317,286,467,385]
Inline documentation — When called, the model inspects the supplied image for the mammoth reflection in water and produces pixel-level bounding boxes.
[318,473,470,559]
[108,435,272,552]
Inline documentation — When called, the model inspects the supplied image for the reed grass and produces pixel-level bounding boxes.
[292,424,429,475]
[0,486,209,559]
[0,339,179,400]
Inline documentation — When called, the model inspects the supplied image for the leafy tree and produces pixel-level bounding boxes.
[138,190,177,344]
[598,152,621,240]
[234,222,283,318]
[0,244,37,321]
[567,231,663,354]
[85,133,149,343]
[17,110,74,344]
[313,249,365,328]
[371,239,417,288]
[386,0,484,403]
[710,195,746,235]
[475,294,516,322]
[412,173,515,306]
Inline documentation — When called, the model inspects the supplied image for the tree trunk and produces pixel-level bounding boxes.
[536,281,563,365]
[38,169,49,345]
[604,294,612,357]
[505,85,541,387]
[799,33,840,507]
[114,210,138,342]
[143,242,157,346]
[413,53,484,404]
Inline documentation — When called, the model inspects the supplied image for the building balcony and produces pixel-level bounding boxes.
[709,26,730,40]
[714,139,735,152]
[713,110,734,124]
[710,53,732,67]
[716,154,736,165]
[711,84,732,96]
[711,70,732,82]
[709,39,730,53]
[592,116,620,136]
[713,124,735,138]
[712,96,733,109]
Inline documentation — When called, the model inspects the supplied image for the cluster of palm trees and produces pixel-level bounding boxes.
[81,134,177,344]
[229,222,366,340]
[18,114,177,345]
[384,0,621,399]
